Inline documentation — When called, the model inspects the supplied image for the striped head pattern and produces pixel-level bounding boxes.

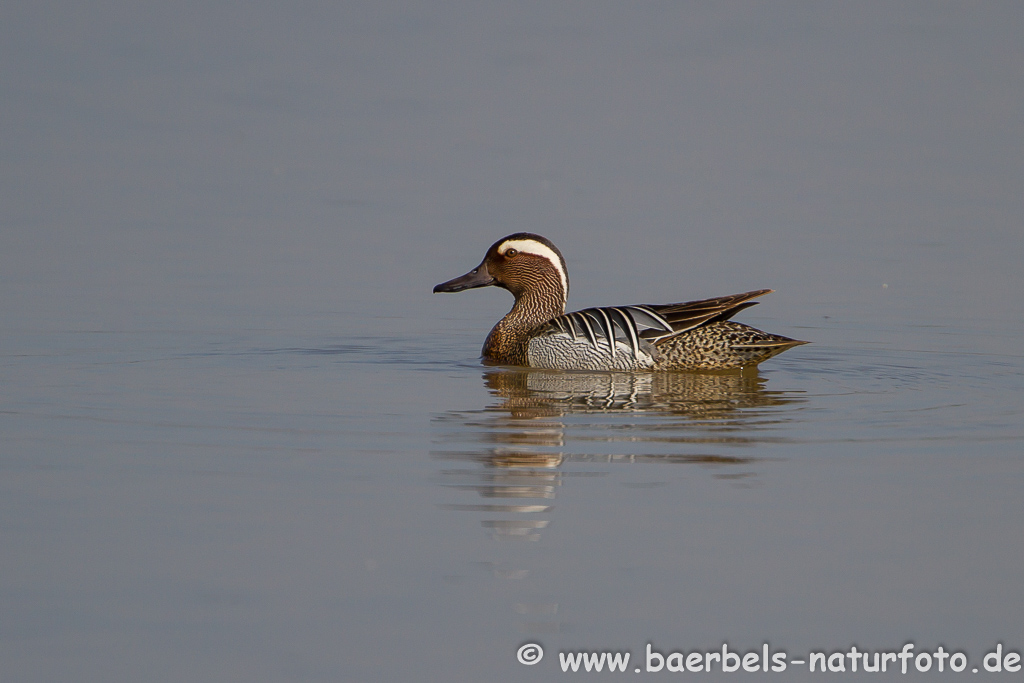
[486,233,569,303]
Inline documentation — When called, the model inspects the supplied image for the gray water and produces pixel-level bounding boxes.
[2,3,1023,682]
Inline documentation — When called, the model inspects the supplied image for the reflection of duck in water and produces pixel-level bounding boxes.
[434,347,805,550]
[434,365,801,475]
[434,233,806,370]
[435,367,784,543]
[435,367,801,548]
[483,366,802,419]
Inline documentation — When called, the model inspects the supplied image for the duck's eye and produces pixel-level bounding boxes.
[505,248,518,258]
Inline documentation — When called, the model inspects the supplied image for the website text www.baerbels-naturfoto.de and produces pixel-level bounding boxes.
[539,642,1021,674]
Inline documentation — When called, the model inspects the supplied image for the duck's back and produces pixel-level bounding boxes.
[525,293,805,371]
[527,305,665,371]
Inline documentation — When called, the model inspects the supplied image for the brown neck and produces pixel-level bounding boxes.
[482,288,566,364]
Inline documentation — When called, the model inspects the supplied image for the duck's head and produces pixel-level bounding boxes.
[433,233,569,304]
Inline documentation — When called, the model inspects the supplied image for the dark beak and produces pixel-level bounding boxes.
[433,262,496,293]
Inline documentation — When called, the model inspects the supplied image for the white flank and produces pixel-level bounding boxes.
[498,239,569,297]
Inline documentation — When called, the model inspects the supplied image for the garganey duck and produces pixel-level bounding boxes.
[433,233,806,371]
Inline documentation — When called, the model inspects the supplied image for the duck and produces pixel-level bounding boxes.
[433,233,806,371]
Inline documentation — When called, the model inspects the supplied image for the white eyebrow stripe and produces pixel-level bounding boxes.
[498,239,568,297]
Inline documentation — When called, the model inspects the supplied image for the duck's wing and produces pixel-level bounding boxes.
[538,305,674,359]
[536,290,775,356]
[641,289,773,341]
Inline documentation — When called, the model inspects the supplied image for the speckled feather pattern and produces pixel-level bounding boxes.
[525,320,802,371]
[652,321,801,370]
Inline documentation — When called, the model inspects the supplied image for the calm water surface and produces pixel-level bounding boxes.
[2,3,1023,682]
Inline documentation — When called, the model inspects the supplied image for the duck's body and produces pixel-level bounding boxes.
[434,233,806,371]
